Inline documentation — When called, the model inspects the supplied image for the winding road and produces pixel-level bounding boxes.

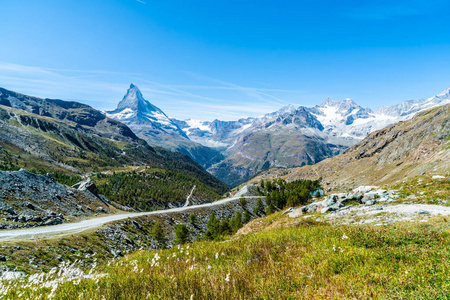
[0,196,264,242]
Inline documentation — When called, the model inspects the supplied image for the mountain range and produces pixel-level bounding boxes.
[106,84,450,186]
[248,101,450,194]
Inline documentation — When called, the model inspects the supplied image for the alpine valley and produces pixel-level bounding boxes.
[108,84,450,186]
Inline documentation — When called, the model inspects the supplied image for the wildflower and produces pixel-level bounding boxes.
[341,233,348,240]
[207,265,212,269]
[333,245,336,252]
[225,273,231,282]
[215,253,219,259]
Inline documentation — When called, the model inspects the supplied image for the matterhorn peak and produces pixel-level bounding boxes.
[115,83,146,112]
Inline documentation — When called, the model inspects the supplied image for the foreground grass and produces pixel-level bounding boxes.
[3,216,450,299]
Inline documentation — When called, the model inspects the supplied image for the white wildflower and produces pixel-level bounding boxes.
[225,273,231,282]
[215,253,219,259]
[341,233,348,240]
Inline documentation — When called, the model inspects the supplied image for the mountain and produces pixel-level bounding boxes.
[106,84,224,170]
[0,87,228,209]
[253,103,450,193]
[175,105,346,186]
[177,88,450,186]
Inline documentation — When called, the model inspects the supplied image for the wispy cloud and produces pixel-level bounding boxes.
[0,62,300,121]
[136,0,146,4]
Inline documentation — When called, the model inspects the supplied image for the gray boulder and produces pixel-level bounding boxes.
[72,178,99,197]
[301,203,320,214]
[324,195,338,207]
[365,200,376,206]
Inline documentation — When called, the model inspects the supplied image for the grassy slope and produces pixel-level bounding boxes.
[4,213,450,299]
[2,176,450,299]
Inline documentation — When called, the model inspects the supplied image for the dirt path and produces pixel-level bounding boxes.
[0,196,264,242]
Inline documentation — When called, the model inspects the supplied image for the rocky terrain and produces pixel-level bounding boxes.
[0,170,113,230]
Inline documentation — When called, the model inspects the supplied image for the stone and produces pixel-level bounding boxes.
[365,200,376,206]
[324,195,338,207]
[0,271,25,281]
[23,202,35,210]
[361,194,373,203]
[73,178,99,197]
[6,207,16,215]
[132,220,142,230]
[321,205,339,214]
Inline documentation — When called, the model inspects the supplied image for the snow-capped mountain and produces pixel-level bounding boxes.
[375,87,450,117]
[106,84,224,170]
[172,87,450,185]
[179,88,450,150]
[106,84,450,186]
[106,83,187,139]
[307,87,450,141]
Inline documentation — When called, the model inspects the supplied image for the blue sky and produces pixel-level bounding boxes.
[1,0,450,120]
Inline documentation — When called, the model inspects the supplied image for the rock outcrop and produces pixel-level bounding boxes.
[0,169,111,230]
